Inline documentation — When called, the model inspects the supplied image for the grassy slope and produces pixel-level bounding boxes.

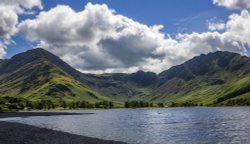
[153,73,250,105]
[82,71,250,106]
[80,73,153,103]
[1,49,250,107]
[2,64,249,106]
[0,59,112,104]
[148,52,250,106]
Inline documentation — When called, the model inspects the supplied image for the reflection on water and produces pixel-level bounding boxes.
[0,117,22,121]
[4,107,250,144]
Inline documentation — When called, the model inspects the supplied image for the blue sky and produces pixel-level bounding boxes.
[1,0,250,73]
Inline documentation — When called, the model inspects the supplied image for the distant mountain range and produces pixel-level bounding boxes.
[1,48,250,106]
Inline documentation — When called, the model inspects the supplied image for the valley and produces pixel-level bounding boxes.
[1,48,250,110]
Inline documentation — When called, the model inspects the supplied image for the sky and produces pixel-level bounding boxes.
[1,0,250,73]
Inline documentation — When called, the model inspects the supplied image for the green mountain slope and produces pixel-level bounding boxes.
[80,71,157,101]
[1,49,250,107]
[151,51,250,106]
[0,49,111,104]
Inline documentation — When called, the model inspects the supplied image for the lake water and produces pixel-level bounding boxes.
[2,107,250,144]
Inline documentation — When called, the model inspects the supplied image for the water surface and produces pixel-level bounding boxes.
[3,107,250,144]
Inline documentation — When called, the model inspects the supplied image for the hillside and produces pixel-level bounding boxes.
[0,49,111,105]
[151,51,250,106]
[80,71,157,101]
[0,49,250,107]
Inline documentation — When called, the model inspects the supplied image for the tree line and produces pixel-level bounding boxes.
[4,96,248,111]
[124,101,165,108]
[0,96,114,111]
[170,101,200,107]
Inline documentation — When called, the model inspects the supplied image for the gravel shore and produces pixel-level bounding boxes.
[0,112,127,144]
[0,111,93,118]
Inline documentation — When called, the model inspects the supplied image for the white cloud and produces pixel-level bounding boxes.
[0,0,42,58]
[0,7,17,40]
[213,0,250,10]
[225,10,250,47]
[208,21,225,31]
[18,3,250,73]
[19,3,167,73]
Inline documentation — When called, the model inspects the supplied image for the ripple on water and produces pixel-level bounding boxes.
[4,107,250,144]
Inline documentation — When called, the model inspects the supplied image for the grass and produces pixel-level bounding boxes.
[2,53,250,107]
[153,73,250,106]
[0,59,113,106]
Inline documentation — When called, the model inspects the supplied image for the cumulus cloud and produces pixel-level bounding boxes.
[213,0,250,10]
[225,10,250,47]
[0,0,42,58]
[18,3,250,73]
[207,21,225,31]
[19,3,168,73]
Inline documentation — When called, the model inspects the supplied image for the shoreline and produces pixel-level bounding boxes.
[0,121,126,144]
[1,106,249,116]
[0,111,94,118]
[0,112,127,144]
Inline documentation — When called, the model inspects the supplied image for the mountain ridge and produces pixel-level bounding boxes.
[0,48,112,106]
[1,48,250,107]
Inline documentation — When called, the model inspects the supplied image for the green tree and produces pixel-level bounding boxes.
[26,100,34,109]
[124,101,129,108]
[0,97,5,104]
[158,103,164,107]
[80,101,88,108]
[60,101,67,109]
[69,102,76,109]
[109,102,114,108]
[8,103,18,110]
[139,101,144,107]
[88,103,95,108]
[150,103,153,107]
[170,102,178,107]
[35,101,43,109]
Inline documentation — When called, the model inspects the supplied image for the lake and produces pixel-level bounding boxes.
[2,107,250,144]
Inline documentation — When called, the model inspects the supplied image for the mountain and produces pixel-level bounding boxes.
[0,48,111,105]
[151,51,250,105]
[80,71,157,101]
[0,48,250,107]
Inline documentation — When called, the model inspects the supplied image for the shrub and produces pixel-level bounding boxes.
[0,105,3,112]
[79,101,88,108]
[170,101,198,107]
[0,97,5,104]
[124,101,154,108]
[158,103,164,107]
[26,101,34,109]
[8,103,19,110]
[94,101,114,109]
[60,101,67,109]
